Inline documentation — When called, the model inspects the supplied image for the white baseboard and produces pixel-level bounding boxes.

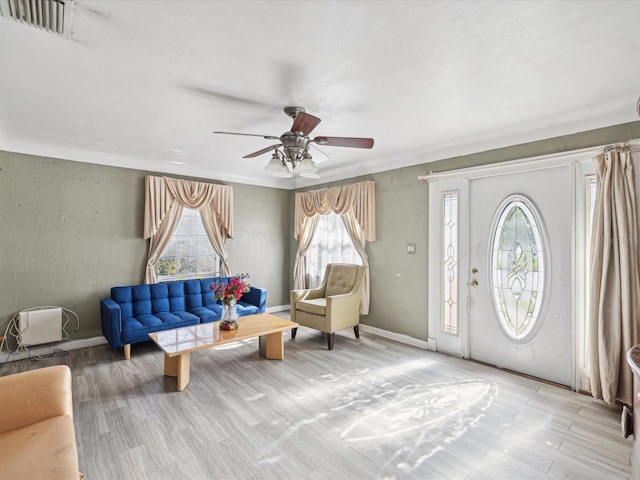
[266,305,290,314]
[0,336,108,363]
[0,322,432,362]
[359,324,433,351]
[269,306,431,351]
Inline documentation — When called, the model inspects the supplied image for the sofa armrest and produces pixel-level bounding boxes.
[241,287,267,313]
[0,365,73,434]
[101,298,123,348]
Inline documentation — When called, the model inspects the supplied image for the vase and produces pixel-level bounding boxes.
[220,299,239,330]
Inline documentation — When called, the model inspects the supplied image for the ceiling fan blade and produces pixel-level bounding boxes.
[243,144,282,159]
[309,144,329,163]
[291,112,321,136]
[184,85,282,110]
[313,136,374,149]
[214,131,280,140]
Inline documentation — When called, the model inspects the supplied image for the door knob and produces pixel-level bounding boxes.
[471,280,479,287]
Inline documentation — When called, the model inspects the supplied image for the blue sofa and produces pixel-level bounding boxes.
[100,277,267,359]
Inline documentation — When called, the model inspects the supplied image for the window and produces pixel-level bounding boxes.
[583,175,597,363]
[585,175,597,276]
[490,197,545,342]
[442,193,458,335]
[305,213,362,288]
[157,208,219,281]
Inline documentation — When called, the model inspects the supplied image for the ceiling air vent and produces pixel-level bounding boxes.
[0,0,74,37]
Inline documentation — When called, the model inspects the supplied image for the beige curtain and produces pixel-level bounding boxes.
[341,210,370,314]
[144,176,234,283]
[294,180,376,242]
[145,202,184,284]
[200,203,230,276]
[294,181,375,314]
[588,148,639,406]
[293,215,320,290]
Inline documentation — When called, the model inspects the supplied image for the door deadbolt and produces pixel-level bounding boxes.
[471,268,478,274]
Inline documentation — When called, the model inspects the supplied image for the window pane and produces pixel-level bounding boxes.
[584,175,597,366]
[491,199,545,341]
[443,193,458,335]
[305,213,362,288]
[196,256,215,275]
[196,236,212,253]
[157,208,219,280]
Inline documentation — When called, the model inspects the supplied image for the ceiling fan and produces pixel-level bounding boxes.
[214,106,374,179]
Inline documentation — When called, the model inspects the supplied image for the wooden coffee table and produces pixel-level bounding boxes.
[148,313,298,392]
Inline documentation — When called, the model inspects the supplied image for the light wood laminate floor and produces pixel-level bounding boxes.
[1,325,632,479]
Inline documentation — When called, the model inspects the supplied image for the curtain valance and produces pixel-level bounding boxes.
[294,180,376,241]
[144,176,233,239]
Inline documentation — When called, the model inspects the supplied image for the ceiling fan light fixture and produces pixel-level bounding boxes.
[264,153,282,171]
[298,154,319,178]
[264,152,293,177]
[297,154,316,171]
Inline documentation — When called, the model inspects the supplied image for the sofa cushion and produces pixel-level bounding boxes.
[237,301,259,316]
[0,414,79,480]
[188,305,222,323]
[184,279,205,309]
[132,285,153,316]
[121,311,199,344]
[296,298,326,316]
[150,284,170,312]
[199,277,225,305]
[111,286,134,318]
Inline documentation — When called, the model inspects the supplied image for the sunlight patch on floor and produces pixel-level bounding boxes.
[254,360,498,476]
[336,378,497,474]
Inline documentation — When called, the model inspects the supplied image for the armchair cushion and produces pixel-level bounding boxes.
[296,298,327,316]
[325,264,359,297]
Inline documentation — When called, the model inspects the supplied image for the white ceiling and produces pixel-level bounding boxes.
[1,1,639,189]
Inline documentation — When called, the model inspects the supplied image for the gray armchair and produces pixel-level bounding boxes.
[290,263,367,350]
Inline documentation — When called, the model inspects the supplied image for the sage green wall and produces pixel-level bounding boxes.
[2,120,639,345]
[0,151,290,340]
[291,121,640,342]
[228,182,290,304]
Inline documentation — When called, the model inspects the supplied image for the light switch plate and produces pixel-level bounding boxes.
[407,243,416,254]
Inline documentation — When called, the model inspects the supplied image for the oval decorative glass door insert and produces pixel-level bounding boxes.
[490,197,545,342]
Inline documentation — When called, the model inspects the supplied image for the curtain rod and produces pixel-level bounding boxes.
[419,138,640,182]
[603,143,632,152]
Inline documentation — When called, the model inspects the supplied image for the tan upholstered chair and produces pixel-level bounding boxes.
[290,263,367,350]
[0,365,82,479]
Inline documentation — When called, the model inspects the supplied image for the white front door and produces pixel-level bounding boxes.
[467,165,573,386]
